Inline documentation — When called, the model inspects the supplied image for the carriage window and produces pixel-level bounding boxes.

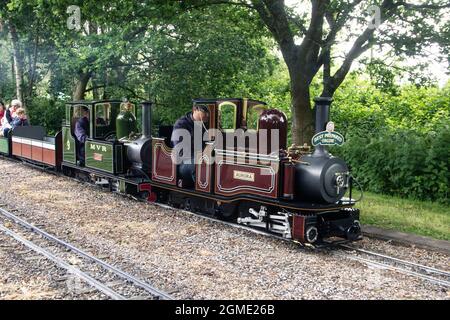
[72,104,89,118]
[218,102,237,131]
[95,103,111,127]
[247,104,268,131]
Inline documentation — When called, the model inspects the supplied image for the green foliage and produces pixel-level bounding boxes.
[338,124,449,204]
[27,97,65,135]
[330,77,450,204]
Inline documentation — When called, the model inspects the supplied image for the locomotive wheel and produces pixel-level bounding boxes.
[305,226,319,243]
[184,199,192,211]
[62,166,75,178]
[216,203,238,221]
[139,191,150,201]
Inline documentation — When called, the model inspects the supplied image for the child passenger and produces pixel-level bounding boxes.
[2,107,28,136]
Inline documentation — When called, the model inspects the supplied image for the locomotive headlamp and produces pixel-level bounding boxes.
[334,172,349,195]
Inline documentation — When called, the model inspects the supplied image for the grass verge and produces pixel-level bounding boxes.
[355,192,450,241]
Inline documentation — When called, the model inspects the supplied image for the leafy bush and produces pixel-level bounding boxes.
[27,97,65,136]
[327,77,450,204]
[332,119,449,204]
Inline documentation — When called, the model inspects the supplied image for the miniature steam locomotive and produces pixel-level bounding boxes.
[0,97,362,244]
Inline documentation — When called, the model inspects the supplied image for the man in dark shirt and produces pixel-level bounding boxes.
[171,104,209,187]
[74,106,90,166]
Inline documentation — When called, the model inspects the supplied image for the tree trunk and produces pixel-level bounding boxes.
[73,71,92,100]
[287,57,315,146]
[9,23,25,109]
[91,77,99,100]
[27,34,39,98]
[290,80,314,146]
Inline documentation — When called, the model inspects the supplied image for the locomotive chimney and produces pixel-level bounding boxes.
[141,101,152,138]
[312,97,332,157]
[314,97,332,133]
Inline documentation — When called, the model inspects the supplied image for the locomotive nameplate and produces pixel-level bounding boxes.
[93,153,103,161]
[233,170,255,182]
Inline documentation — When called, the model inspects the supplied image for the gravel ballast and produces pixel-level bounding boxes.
[0,159,448,300]
[0,231,110,300]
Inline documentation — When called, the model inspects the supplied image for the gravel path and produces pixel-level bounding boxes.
[0,159,448,300]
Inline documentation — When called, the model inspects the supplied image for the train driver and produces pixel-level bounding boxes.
[74,106,90,166]
[171,104,209,187]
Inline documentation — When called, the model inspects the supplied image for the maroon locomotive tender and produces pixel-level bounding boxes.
[0,97,362,245]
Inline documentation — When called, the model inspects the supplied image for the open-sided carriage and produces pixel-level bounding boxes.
[0,126,62,169]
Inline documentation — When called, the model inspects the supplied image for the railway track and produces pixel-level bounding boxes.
[1,157,449,293]
[0,205,173,300]
[144,199,450,288]
[337,244,450,288]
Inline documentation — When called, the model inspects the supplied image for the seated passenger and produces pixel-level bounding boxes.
[11,108,29,126]
[74,106,90,166]
[96,117,107,126]
[6,99,21,123]
[0,103,9,137]
[171,104,209,187]
[2,106,28,136]
[0,101,5,136]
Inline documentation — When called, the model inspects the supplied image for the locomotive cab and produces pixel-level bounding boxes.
[62,100,128,174]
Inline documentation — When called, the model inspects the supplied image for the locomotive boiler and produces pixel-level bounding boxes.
[295,97,350,204]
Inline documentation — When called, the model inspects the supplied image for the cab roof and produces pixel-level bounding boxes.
[66,100,123,105]
[192,98,267,105]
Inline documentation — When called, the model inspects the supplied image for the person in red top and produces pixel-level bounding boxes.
[0,101,5,120]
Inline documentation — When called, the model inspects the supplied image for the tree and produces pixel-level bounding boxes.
[0,1,56,108]
[182,0,450,144]
[8,22,24,104]
[0,0,277,119]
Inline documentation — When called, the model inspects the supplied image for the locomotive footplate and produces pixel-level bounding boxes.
[318,208,361,241]
[292,208,361,244]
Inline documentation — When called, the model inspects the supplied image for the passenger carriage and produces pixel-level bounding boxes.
[0,126,62,169]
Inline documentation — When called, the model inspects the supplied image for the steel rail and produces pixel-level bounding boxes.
[341,253,450,287]
[0,206,173,300]
[0,223,126,300]
[339,244,450,278]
